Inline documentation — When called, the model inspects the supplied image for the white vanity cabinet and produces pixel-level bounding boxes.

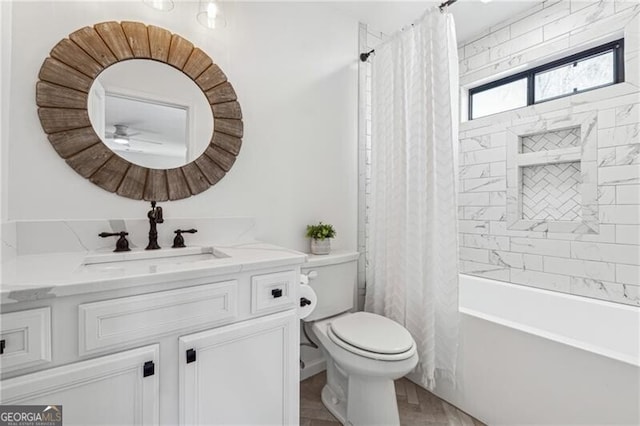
[0,258,303,426]
[179,309,299,425]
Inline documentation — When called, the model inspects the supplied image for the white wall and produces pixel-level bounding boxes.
[1,2,10,223]
[0,1,12,264]
[3,1,359,253]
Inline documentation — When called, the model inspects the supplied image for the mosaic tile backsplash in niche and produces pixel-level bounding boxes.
[522,162,582,221]
[521,127,580,152]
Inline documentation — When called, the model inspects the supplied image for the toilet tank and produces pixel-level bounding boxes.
[302,251,360,322]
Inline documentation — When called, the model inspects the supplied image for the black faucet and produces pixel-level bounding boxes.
[172,229,198,248]
[145,201,164,250]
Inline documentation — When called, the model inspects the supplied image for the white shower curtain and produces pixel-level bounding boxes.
[364,7,459,390]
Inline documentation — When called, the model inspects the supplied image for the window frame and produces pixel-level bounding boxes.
[468,39,625,120]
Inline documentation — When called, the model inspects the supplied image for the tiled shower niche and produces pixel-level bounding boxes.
[522,162,582,221]
[521,127,580,153]
[506,113,599,234]
[521,129,582,222]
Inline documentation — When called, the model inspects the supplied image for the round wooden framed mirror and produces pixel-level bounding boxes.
[36,21,243,201]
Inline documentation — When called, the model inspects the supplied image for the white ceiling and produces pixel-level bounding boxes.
[331,0,543,44]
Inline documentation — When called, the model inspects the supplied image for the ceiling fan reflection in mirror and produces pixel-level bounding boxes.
[106,124,137,146]
[104,124,187,163]
[104,124,164,155]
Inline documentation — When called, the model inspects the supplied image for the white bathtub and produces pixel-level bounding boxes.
[459,274,640,366]
[428,274,640,425]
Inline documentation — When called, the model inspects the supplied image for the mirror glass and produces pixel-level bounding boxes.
[87,60,214,169]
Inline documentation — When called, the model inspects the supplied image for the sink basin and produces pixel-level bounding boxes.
[82,246,229,268]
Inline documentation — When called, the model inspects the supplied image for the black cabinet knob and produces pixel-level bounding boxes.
[0,339,5,355]
[271,288,283,298]
[300,297,312,307]
[186,348,197,364]
[143,360,155,377]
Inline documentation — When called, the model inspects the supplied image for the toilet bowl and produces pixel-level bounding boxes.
[310,312,418,425]
[302,253,418,425]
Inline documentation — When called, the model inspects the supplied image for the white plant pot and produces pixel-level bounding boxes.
[310,238,331,255]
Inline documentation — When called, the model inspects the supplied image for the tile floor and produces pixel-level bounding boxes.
[300,372,485,426]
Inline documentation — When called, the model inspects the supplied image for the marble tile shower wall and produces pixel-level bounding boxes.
[357,24,385,311]
[457,0,640,306]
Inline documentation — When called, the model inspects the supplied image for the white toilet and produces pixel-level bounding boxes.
[302,252,418,426]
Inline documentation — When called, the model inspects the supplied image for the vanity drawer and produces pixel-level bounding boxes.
[0,307,51,373]
[79,280,237,355]
[251,270,297,315]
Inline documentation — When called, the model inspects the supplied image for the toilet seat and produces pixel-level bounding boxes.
[327,312,416,361]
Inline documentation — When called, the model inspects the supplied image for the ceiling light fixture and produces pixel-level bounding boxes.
[143,0,174,11]
[197,0,227,29]
[480,0,493,3]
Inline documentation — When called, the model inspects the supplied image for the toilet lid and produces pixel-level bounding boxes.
[329,312,414,355]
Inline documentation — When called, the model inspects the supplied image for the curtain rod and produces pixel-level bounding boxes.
[359,0,458,62]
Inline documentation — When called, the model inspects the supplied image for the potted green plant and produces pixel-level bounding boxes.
[305,222,336,255]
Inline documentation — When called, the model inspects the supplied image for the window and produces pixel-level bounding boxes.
[471,78,527,118]
[469,39,624,120]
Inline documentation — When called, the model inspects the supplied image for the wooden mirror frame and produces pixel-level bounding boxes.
[36,21,243,201]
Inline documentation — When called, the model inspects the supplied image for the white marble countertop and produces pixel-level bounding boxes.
[0,242,307,304]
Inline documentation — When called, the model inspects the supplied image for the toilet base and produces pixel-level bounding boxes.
[347,375,401,425]
[320,372,402,426]
[321,384,348,424]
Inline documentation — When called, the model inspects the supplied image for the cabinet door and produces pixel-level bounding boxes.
[0,345,159,426]
[179,310,299,426]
